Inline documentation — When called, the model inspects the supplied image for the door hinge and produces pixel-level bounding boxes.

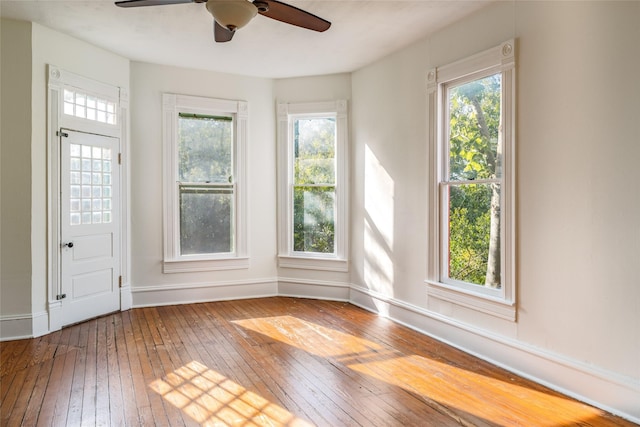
[56,293,67,300]
[57,130,69,138]
[118,153,122,165]
[119,276,123,288]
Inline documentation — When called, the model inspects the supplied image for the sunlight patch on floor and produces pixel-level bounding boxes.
[234,315,608,427]
[149,360,313,426]
[233,315,383,358]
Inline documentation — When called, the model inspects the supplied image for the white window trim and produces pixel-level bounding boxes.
[162,94,248,273]
[277,100,349,272]
[426,40,516,321]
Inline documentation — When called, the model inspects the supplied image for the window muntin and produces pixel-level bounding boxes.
[442,73,502,289]
[292,116,337,254]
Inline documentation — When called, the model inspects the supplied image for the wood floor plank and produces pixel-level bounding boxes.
[1,297,636,427]
[112,310,141,426]
[80,317,98,427]
[129,307,173,427]
[54,320,82,426]
[119,310,154,425]
[66,319,90,426]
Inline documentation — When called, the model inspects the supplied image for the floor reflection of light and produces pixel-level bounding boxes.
[233,315,383,359]
[234,316,610,427]
[149,360,313,426]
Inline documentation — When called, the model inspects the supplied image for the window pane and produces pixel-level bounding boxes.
[293,185,335,254]
[180,185,233,255]
[294,117,336,185]
[447,183,501,288]
[62,90,116,125]
[448,73,502,181]
[178,115,233,183]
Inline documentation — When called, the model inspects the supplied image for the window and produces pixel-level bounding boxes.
[426,40,516,320]
[277,101,349,271]
[163,94,248,273]
[63,88,117,125]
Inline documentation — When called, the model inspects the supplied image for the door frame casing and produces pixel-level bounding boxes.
[47,65,130,333]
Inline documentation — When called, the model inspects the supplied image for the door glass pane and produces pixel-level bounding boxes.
[179,185,233,255]
[293,185,335,254]
[69,143,113,226]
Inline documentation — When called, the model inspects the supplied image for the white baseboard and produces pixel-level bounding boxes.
[0,313,33,341]
[32,310,49,337]
[278,277,350,301]
[120,284,133,311]
[0,310,49,341]
[349,285,640,424]
[131,278,279,308]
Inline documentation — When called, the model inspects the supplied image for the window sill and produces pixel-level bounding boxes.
[163,257,249,273]
[278,255,348,272]
[426,280,516,321]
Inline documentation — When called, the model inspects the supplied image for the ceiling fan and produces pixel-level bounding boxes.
[115,0,331,43]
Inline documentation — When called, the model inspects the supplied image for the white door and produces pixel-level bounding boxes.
[60,129,120,326]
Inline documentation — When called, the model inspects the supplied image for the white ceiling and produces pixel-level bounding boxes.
[0,0,492,79]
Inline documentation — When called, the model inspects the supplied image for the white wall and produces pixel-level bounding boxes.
[0,19,130,339]
[274,74,351,104]
[129,63,278,305]
[0,20,33,336]
[351,0,640,421]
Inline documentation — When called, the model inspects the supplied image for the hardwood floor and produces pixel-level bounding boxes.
[0,297,635,426]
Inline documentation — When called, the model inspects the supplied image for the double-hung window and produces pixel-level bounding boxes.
[163,94,248,273]
[277,101,349,271]
[426,40,516,320]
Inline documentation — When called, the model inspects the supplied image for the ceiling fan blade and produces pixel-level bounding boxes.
[214,20,235,42]
[115,0,193,8]
[257,0,330,32]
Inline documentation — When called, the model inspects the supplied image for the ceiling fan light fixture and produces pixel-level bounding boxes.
[206,0,258,30]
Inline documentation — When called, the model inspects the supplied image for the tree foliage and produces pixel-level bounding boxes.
[293,117,336,253]
[447,74,502,287]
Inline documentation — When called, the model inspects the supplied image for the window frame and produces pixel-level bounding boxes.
[162,94,248,273]
[426,40,516,321]
[277,100,349,272]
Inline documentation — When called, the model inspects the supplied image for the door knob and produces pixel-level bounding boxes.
[62,242,74,248]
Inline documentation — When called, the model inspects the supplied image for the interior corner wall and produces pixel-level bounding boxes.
[0,19,33,336]
[350,0,640,421]
[274,73,352,104]
[273,73,353,297]
[129,62,278,307]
